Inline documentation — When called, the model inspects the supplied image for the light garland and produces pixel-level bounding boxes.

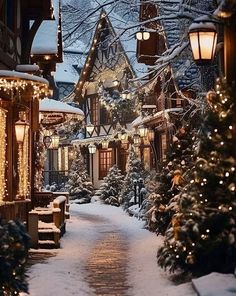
[17,127,30,198]
[0,108,7,202]
[0,77,50,99]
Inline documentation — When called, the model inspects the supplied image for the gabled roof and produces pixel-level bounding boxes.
[73,10,137,102]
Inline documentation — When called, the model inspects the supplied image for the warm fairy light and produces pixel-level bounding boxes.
[219,180,223,184]
[229,125,233,130]
[225,172,230,177]
[229,206,232,211]
[0,108,7,201]
[0,77,50,99]
[17,124,29,198]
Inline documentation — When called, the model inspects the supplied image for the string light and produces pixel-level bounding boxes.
[0,108,7,201]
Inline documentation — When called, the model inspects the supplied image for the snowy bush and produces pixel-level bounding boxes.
[66,147,94,203]
[99,165,124,206]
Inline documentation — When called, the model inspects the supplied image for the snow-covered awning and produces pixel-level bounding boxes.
[132,108,183,128]
[0,70,49,99]
[39,98,84,126]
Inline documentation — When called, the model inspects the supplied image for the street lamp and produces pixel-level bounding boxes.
[188,16,218,65]
[121,90,131,100]
[138,124,148,138]
[50,133,60,149]
[136,27,150,41]
[15,120,29,143]
[101,139,109,149]
[86,122,95,134]
[133,133,141,146]
[88,143,96,154]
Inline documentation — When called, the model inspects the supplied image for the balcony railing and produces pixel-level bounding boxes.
[43,170,69,189]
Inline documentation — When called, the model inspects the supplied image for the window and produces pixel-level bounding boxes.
[99,149,114,179]
[161,133,167,160]
[90,97,99,125]
[100,106,112,125]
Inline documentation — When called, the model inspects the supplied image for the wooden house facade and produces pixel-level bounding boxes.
[0,0,59,222]
[72,11,138,188]
[135,0,186,169]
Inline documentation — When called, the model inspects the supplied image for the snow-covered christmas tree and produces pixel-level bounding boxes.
[66,147,94,204]
[99,164,124,206]
[157,78,236,275]
[119,145,147,208]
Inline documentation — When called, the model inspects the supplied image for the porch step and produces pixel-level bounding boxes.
[38,240,59,249]
[38,221,60,249]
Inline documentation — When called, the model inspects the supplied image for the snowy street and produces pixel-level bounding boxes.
[27,202,196,296]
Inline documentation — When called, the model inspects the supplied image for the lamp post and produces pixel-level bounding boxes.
[88,143,96,183]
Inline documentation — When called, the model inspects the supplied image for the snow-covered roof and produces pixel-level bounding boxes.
[0,70,49,85]
[59,1,147,86]
[55,41,87,83]
[31,0,60,55]
[132,108,183,127]
[39,98,84,117]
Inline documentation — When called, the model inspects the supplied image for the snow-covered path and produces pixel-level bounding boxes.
[27,202,196,296]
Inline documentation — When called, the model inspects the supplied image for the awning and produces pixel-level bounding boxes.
[39,98,84,126]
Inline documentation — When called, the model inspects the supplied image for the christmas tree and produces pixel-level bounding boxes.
[119,145,147,208]
[157,78,236,274]
[144,123,197,235]
[0,218,30,295]
[99,165,124,206]
[66,147,94,204]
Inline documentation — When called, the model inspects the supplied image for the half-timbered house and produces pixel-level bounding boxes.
[72,11,138,188]
[0,0,63,230]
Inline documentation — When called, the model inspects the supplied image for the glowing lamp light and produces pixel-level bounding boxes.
[113,79,119,87]
[15,120,29,143]
[50,134,60,149]
[136,28,150,41]
[147,128,155,142]
[188,17,218,65]
[133,134,141,146]
[138,124,148,138]
[88,143,96,154]
[121,90,131,100]
[86,122,95,134]
[101,139,109,149]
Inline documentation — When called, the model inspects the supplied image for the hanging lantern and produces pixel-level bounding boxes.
[101,139,109,149]
[43,136,52,149]
[88,143,96,154]
[188,16,218,65]
[15,120,29,143]
[138,124,148,138]
[113,79,119,86]
[121,90,131,100]
[50,133,60,149]
[120,131,128,142]
[86,122,95,134]
[147,128,155,142]
[136,27,150,41]
[133,134,141,146]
